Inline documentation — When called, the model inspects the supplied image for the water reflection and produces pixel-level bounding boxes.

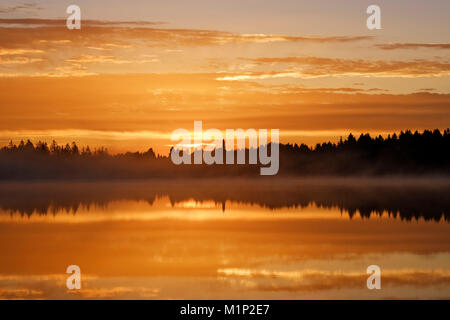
[0,178,449,299]
[0,178,449,221]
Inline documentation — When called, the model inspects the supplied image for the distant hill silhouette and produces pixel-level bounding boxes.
[0,128,449,179]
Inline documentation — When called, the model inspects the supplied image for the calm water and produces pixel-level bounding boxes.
[0,178,449,299]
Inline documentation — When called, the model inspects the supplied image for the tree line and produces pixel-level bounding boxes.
[0,128,449,179]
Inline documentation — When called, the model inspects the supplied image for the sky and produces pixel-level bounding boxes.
[0,0,449,153]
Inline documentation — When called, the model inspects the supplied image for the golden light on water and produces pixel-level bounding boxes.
[0,180,449,299]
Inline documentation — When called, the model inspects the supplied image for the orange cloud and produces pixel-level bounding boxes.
[0,19,377,77]
[0,3,43,14]
[0,18,166,26]
[65,54,158,65]
[377,43,450,50]
[0,19,373,50]
[226,56,450,78]
[0,48,44,55]
[0,56,42,65]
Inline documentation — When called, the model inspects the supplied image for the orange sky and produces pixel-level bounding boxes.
[0,1,449,153]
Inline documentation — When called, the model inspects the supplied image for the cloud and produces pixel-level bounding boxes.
[0,56,42,65]
[0,18,166,27]
[65,54,158,65]
[218,56,450,79]
[226,34,373,44]
[0,18,376,76]
[273,87,389,93]
[0,18,373,50]
[417,88,436,92]
[217,72,304,81]
[0,48,43,55]
[377,43,450,50]
[0,2,43,14]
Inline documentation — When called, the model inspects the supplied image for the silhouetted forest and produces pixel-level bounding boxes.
[0,128,449,179]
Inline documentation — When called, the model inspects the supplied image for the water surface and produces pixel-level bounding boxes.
[0,178,449,299]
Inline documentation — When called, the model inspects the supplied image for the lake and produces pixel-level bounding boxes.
[0,178,449,299]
